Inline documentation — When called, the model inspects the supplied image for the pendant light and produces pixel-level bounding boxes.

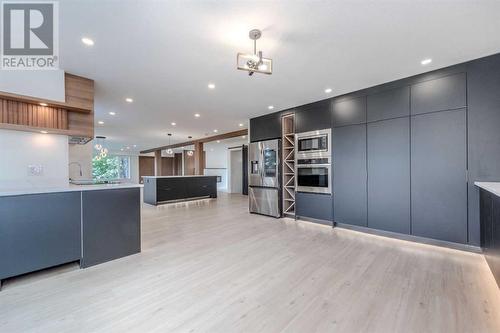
[93,136,108,161]
[166,133,173,155]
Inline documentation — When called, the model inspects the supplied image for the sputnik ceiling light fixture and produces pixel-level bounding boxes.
[237,29,273,76]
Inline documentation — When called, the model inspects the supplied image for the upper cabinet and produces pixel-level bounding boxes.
[411,72,466,115]
[332,95,366,127]
[250,111,283,142]
[64,74,94,112]
[367,86,410,122]
[295,100,331,133]
[0,72,94,141]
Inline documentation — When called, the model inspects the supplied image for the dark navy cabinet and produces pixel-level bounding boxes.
[296,192,333,224]
[479,189,500,287]
[295,100,331,133]
[367,86,410,122]
[82,188,141,268]
[410,72,466,115]
[367,117,410,234]
[333,124,367,227]
[0,192,81,281]
[332,96,366,127]
[250,112,283,142]
[411,109,467,243]
[467,54,500,246]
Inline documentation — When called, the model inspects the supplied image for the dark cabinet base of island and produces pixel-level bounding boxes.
[479,189,500,288]
[0,186,141,289]
[143,176,217,205]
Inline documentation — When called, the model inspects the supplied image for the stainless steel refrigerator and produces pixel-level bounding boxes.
[248,139,281,218]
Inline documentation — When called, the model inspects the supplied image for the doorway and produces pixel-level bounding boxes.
[229,148,243,193]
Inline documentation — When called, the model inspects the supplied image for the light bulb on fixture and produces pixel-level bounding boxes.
[187,150,194,157]
[166,148,173,155]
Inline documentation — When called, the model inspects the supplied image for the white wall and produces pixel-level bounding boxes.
[229,148,243,193]
[0,70,65,102]
[0,129,69,189]
[68,142,93,180]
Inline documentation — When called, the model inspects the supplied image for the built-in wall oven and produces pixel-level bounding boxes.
[295,129,332,194]
[296,158,331,194]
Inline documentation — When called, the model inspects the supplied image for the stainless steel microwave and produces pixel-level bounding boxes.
[295,128,331,159]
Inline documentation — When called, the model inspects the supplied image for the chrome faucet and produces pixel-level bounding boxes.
[69,162,83,178]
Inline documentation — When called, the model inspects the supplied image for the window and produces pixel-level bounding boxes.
[92,155,130,180]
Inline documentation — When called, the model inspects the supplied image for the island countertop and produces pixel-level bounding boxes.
[474,182,500,197]
[142,175,217,178]
[0,183,143,197]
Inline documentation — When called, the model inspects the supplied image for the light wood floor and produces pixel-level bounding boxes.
[1,193,499,333]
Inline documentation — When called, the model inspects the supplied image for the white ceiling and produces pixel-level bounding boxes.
[58,0,500,152]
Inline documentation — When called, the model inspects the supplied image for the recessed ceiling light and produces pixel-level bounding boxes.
[421,58,432,65]
[109,112,116,116]
[268,105,274,110]
[242,135,246,139]
[125,98,133,103]
[239,123,244,127]
[120,148,124,151]
[81,37,94,46]
[39,102,48,107]
[194,113,201,118]
[171,122,176,126]
[40,130,48,134]
[98,121,104,125]
[208,83,215,89]
[213,129,218,133]
[325,88,332,94]
[126,146,130,149]
[216,140,220,143]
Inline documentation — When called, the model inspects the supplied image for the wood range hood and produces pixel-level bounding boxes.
[0,73,95,144]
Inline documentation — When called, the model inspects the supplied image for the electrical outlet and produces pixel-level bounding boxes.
[28,164,44,176]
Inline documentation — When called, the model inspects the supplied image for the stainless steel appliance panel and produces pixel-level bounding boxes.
[249,142,263,187]
[296,164,332,194]
[296,128,332,160]
[249,187,280,218]
[248,139,280,188]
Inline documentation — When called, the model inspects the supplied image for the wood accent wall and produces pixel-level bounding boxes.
[183,151,195,175]
[139,156,155,183]
[161,157,175,176]
[0,72,94,139]
[0,99,68,129]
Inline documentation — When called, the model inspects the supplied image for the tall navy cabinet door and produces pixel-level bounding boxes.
[367,117,410,234]
[333,124,367,226]
[411,109,467,243]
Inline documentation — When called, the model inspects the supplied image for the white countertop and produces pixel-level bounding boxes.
[474,182,500,197]
[0,183,143,197]
[142,175,217,178]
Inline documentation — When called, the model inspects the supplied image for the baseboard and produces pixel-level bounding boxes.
[335,222,482,254]
[296,215,332,226]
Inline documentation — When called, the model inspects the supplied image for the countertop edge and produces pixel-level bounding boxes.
[142,175,218,178]
[0,184,144,197]
[474,182,500,197]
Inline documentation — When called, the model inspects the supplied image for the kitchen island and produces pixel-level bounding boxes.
[0,183,142,289]
[475,182,500,288]
[143,175,217,205]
